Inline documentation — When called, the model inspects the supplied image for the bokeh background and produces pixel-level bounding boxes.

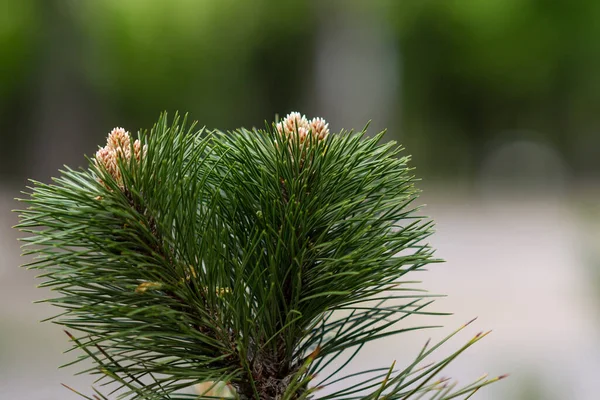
[1,0,600,398]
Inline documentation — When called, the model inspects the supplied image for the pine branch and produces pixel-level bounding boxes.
[15,112,505,399]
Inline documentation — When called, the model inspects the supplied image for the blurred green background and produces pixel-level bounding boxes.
[1,1,600,399]
[3,0,600,183]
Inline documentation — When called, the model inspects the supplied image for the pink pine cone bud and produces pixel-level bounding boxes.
[133,139,146,162]
[94,127,144,190]
[277,112,329,143]
[107,127,131,156]
[95,147,120,183]
[309,117,329,140]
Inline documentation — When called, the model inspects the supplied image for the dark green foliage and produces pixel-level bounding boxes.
[16,113,503,399]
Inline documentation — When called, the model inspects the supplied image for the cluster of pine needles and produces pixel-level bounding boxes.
[16,113,505,399]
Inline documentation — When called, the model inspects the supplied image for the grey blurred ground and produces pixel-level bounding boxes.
[2,183,599,399]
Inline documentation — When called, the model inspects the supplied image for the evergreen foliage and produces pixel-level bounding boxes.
[16,113,505,399]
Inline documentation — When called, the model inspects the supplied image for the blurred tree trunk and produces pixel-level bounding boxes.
[29,0,98,182]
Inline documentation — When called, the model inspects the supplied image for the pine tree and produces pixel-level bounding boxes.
[16,112,505,399]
